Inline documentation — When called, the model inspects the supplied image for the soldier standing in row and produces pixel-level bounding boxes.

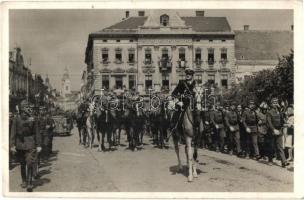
[242,99,260,159]
[266,97,289,167]
[210,103,226,153]
[10,100,42,192]
[225,102,242,157]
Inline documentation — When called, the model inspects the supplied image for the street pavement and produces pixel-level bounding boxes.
[9,127,293,192]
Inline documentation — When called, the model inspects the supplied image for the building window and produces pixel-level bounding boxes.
[196,39,200,42]
[116,40,120,42]
[162,74,170,89]
[160,14,169,26]
[221,48,227,61]
[195,74,203,85]
[102,48,109,63]
[161,48,169,59]
[103,40,107,42]
[115,76,123,89]
[207,74,215,85]
[138,11,145,17]
[145,75,153,90]
[178,47,186,61]
[209,40,213,42]
[222,40,226,42]
[115,48,122,63]
[129,40,133,42]
[144,48,152,64]
[208,48,215,65]
[102,75,110,90]
[128,48,135,63]
[65,86,69,91]
[195,48,202,65]
[221,74,228,89]
[129,75,136,90]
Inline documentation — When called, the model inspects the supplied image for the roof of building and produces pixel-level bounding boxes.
[235,30,293,61]
[96,16,231,34]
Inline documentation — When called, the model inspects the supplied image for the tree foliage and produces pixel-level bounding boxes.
[225,51,294,106]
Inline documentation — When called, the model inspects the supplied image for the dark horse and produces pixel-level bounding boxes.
[127,98,146,151]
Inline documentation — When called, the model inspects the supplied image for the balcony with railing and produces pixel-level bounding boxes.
[102,59,110,65]
[220,58,228,67]
[159,58,172,72]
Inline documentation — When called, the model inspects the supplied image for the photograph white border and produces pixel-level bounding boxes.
[1,0,303,199]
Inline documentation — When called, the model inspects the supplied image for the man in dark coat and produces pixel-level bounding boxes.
[210,103,226,152]
[266,97,289,167]
[225,102,241,156]
[242,99,260,159]
[10,100,42,192]
[171,68,196,141]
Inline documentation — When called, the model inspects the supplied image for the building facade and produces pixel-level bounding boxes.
[234,26,293,83]
[85,10,236,95]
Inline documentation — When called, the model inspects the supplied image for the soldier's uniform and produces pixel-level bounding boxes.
[10,101,42,191]
[171,69,196,141]
[202,106,213,149]
[210,106,226,152]
[256,106,268,159]
[242,100,260,158]
[225,104,241,155]
[266,97,288,167]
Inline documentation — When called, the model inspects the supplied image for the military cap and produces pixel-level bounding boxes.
[271,97,279,103]
[185,68,195,75]
[248,98,255,104]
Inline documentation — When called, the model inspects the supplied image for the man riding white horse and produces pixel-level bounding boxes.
[171,68,199,182]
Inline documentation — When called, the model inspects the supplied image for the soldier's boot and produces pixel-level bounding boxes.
[26,167,33,192]
[20,164,27,188]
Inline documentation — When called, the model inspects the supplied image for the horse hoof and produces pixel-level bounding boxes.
[193,173,198,178]
[188,176,193,182]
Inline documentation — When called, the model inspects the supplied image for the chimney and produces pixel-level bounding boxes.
[291,25,294,31]
[196,10,205,17]
[125,11,130,18]
[244,25,249,31]
[138,11,145,17]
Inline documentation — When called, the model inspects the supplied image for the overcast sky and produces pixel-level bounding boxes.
[9,9,293,91]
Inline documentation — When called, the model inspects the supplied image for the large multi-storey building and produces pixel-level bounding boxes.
[85,10,236,95]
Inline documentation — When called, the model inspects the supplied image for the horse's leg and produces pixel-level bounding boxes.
[192,145,198,178]
[186,136,193,182]
[107,126,112,150]
[96,128,102,152]
[101,130,106,151]
[78,127,82,144]
[173,132,182,172]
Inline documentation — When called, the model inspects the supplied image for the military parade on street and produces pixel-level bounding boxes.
[6,9,294,193]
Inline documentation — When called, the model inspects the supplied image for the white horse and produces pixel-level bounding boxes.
[173,85,204,182]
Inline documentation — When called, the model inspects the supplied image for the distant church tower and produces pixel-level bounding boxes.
[61,67,71,97]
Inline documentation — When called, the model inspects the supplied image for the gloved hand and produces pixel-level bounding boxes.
[176,101,183,107]
[273,129,280,135]
[230,126,235,132]
[246,127,251,133]
[36,146,42,153]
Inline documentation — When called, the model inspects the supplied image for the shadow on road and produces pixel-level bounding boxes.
[169,165,206,177]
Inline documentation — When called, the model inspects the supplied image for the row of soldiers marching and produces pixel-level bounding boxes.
[76,69,294,169]
[9,100,56,192]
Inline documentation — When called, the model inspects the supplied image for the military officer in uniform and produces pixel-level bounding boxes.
[225,102,242,156]
[266,97,289,167]
[10,100,42,192]
[210,103,226,152]
[242,99,260,159]
[171,68,196,141]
